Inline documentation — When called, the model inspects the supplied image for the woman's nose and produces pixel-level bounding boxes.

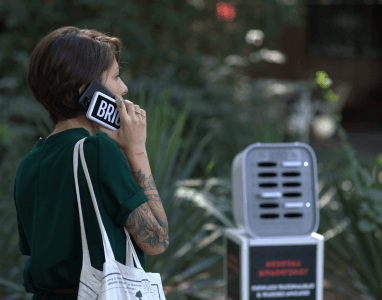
[122,88,128,95]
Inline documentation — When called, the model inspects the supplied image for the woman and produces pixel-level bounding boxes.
[14,26,171,300]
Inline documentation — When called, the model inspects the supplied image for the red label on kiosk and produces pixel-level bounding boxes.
[249,245,316,299]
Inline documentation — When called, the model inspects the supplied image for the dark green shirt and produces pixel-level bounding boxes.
[14,128,148,297]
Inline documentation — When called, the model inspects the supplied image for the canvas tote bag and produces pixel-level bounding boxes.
[73,137,167,300]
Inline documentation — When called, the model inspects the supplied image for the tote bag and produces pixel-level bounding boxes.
[73,137,167,300]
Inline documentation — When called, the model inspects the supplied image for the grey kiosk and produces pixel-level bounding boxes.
[223,142,324,300]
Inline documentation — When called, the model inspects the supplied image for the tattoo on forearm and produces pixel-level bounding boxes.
[117,98,123,108]
[135,152,144,156]
[132,170,157,191]
[129,170,169,251]
[125,202,169,251]
[146,194,163,211]
[146,193,168,249]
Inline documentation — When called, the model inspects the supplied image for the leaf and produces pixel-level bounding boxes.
[364,188,382,204]
[359,167,376,186]
[357,218,376,232]
[316,71,330,89]
[0,77,19,90]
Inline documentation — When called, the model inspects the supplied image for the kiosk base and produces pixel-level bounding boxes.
[222,228,324,300]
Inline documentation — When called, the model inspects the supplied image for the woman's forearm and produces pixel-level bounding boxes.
[123,148,169,248]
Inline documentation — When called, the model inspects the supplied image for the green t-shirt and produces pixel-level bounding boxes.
[14,128,148,296]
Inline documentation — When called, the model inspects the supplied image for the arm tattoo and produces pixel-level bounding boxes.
[132,170,157,191]
[129,170,169,251]
[125,202,168,251]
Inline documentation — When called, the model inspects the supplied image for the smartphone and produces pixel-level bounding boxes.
[78,79,121,131]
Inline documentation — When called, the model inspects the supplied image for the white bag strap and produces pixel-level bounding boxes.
[73,138,92,268]
[124,227,135,268]
[73,137,143,270]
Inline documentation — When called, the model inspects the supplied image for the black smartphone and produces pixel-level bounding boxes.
[78,79,121,131]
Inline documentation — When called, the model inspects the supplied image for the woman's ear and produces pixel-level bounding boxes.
[79,85,85,95]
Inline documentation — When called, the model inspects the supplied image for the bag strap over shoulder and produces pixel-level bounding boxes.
[73,137,143,270]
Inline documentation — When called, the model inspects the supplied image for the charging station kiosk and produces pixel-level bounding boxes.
[224,142,324,299]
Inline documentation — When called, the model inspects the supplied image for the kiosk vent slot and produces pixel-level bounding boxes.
[284,213,303,218]
[282,172,301,177]
[259,183,277,188]
[283,192,302,197]
[260,214,279,219]
[258,172,277,177]
[260,203,279,209]
[258,162,277,167]
[283,182,301,187]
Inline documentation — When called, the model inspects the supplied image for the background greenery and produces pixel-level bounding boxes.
[2,0,382,299]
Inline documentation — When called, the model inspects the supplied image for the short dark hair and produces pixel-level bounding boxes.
[28,26,121,124]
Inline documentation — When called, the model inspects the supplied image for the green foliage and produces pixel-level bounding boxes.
[0,1,337,299]
[313,71,382,299]
[316,71,330,89]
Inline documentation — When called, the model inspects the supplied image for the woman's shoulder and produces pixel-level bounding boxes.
[84,132,125,159]
[88,132,120,149]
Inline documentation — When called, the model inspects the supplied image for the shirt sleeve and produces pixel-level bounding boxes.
[96,133,149,228]
[14,178,31,256]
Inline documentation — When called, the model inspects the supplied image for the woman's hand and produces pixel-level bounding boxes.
[92,99,146,154]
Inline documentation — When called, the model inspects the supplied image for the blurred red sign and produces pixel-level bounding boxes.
[216,2,236,21]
